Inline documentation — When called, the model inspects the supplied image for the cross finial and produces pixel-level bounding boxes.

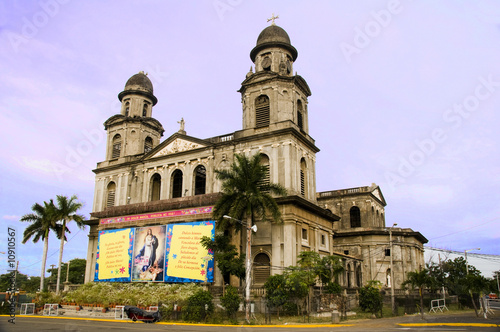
[267,13,279,25]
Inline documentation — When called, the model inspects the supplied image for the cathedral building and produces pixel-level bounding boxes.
[83,24,427,290]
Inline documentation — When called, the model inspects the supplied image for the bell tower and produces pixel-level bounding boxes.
[103,72,164,161]
[239,23,311,135]
[238,22,319,201]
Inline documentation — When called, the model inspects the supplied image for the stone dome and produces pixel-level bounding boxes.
[250,25,298,62]
[124,71,153,94]
[118,71,158,105]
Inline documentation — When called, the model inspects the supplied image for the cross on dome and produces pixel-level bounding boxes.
[267,13,279,25]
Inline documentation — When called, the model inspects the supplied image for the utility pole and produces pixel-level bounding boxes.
[464,248,480,275]
[389,223,397,316]
[438,254,446,301]
[50,264,56,282]
[224,215,257,323]
[496,273,499,294]
[65,261,71,283]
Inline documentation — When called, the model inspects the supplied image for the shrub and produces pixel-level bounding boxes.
[220,285,241,319]
[182,289,214,322]
[359,284,383,317]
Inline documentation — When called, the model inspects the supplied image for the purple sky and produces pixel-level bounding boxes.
[1,1,499,279]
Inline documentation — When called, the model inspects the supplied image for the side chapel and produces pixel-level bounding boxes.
[84,23,427,290]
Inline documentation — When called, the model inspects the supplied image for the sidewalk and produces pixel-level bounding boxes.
[348,310,500,329]
[20,306,500,328]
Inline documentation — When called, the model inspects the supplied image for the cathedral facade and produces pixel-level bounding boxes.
[84,24,427,290]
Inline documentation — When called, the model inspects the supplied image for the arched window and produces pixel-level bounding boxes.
[347,264,352,288]
[356,265,362,287]
[171,170,183,198]
[111,134,121,159]
[194,165,206,195]
[142,103,148,117]
[144,136,153,154]
[253,253,270,284]
[125,102,130,117]
[150,173,161,201]
[297,99,303,131]
[255,95,270,128]
[259,154,270,190]
[350,206,361,228]
[106,182,116,208]
[300,158,307,196]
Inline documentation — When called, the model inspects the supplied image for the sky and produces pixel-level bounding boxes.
[0,1,499,280]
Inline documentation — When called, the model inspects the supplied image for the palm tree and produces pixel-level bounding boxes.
[402,268,436,319]
[213,153,286,228]
[213,153,286,321]
[54,195,85,294]
[20,200,61,291]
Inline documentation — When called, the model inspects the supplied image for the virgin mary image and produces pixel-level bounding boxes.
[132,226,165,281]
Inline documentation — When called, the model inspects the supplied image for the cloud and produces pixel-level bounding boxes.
[3,215,20,220]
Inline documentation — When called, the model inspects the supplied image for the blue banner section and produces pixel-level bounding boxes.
[164,221,215,283]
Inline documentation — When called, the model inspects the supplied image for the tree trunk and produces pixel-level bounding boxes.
[469,290,479,317]
[40,234,49,291]
[56,219,66,294]
[419,289,424,319]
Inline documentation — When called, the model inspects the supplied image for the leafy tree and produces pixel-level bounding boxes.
[402,269,435,319]
[20,200,62,291]
[463,273,489,317]
[0,272,40,293]
[47,258,86,285]
[358,280,383,317]
[283,268,310,316]
[264,274,288,318]
[442,257,481,296]
[220,285,241,320]
[54,195,85,294]
[317,255,344,293]
[296,251,320,317]
[182,289,214,322]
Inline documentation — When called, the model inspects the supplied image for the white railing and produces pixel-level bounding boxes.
[20,303,35,315]
[429,298,448,313]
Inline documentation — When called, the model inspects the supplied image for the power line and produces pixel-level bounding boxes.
[428,216,500,241]
[21,229,84,269]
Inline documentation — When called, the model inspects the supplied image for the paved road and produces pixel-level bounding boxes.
[1,312,499,332]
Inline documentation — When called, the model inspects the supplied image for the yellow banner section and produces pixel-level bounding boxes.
[167,224,213,281]
[98,229,132,280]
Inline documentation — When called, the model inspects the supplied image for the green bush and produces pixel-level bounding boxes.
[182,289,214,322]
[220,285,241,319]
[281,301,298,316]
[359,284,383,316]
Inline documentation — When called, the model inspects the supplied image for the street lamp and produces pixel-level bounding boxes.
[223,215,257,323]
[464,248,480,275]
[389,223,397,316]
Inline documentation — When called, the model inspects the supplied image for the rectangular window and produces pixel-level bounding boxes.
[385,249,391,256]
[302,228,308,241]
[106,191,115,208]
[300,170,305,196]
[321,234,326,246]
[112,143,121,158]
